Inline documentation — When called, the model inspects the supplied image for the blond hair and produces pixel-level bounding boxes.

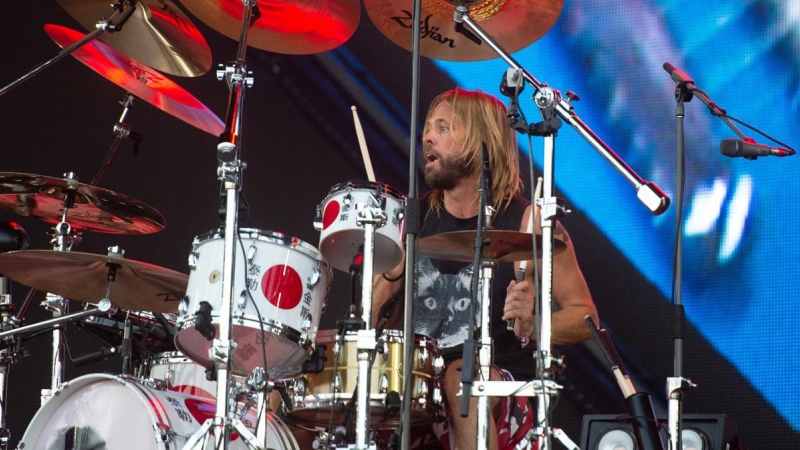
[425,87,523,213]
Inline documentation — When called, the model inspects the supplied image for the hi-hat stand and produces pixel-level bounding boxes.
[447,6,670,450]
[182,1,260,448]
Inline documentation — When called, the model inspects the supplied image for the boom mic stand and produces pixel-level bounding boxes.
[660,62,795,450]
[450,6,671,450]
[182,1,260,448]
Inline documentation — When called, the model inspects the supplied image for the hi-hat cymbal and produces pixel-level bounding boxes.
[364,0,564,61]
[45,24,224,136]
[0,172,165,235]
[179,0,360,54]
[418,229,565,262]
[0,250,186,313]
[56,0,212,77]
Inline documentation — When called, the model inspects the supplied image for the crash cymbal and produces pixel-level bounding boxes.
[0,172,165,235]
[45,24,224,136]
[364,0,564,61]
[179,0,360,54]
[56,0,212,77]
[418,229,564,262]
[0,250,186,313]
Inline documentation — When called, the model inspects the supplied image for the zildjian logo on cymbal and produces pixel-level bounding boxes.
[391,11,457,48]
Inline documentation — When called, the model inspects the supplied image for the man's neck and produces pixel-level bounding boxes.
[443,174,480,219]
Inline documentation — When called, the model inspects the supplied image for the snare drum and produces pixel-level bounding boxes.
[18,373,299,450]
[287,329,443,429]
[175,229,332,380]
[315,181,405,274]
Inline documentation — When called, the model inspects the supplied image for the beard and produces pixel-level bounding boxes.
[424,152,473,190]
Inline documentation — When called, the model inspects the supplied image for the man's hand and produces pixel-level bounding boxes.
[502,279,534,339]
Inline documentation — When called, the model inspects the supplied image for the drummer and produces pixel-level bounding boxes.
[373,87,598,450]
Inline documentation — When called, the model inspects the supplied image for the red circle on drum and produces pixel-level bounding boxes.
[262,265,303,309]
[322,200,340,230]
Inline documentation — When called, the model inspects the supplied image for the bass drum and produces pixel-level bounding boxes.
[18,374,298,450]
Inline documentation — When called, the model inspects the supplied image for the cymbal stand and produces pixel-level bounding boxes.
[41,172,82,403]
[182,1,258,449]
[0,296,114,415]
[351,195,387,450]
[91,92,143,186]
[0,279,15,449]
[0,0,136,97]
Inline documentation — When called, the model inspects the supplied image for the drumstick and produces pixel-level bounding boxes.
[507,177,542,331]
[351,105,376,182]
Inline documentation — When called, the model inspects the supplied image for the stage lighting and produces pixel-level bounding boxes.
[581,414,741,450]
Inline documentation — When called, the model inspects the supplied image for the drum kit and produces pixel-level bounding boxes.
[0,1,655,450]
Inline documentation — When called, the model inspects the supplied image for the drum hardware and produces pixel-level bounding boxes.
[43,24,225,136]
[362,0,563,62]
[179,0,360,56]
[0,1,136,97]
[17,373,300,450]
[90,92,143,186]
[178,0,262,447]
[55,0,213,77]
[175,229,331,380]
[0,172,167,235]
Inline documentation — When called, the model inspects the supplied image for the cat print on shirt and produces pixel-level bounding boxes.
[414,256,479,348]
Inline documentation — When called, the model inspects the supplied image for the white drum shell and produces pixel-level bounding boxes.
[176,229,331,380]
[18,374,298,450]
[316,181,405,274]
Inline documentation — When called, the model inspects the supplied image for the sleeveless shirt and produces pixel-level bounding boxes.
[415,192,537,380]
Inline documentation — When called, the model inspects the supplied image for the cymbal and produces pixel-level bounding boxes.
[45,24,225,136]
[418,230,565,262]
[179,0,360,54]
[0,250,186,313]
[364,0,564,61]
[0,172,165,235]
[56,0,212,77]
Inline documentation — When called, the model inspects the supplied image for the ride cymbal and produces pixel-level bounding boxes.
[56,0,213,77]
[179,0,361,54]
[0,250,186,313]
[364,0,564,61]
[0,172,165,235]
[418,229,564,262]
[45,24,224,136]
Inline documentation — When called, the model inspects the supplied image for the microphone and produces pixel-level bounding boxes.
[662,62,694,86]
[481,143,494,227]
[72,345,120,367]
[720,138,795,159]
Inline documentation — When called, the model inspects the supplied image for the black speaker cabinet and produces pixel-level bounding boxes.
[581,413,742,450]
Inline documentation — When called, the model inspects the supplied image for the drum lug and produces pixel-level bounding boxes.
[432,355,445,376]
[246,243,257,263]
[417,346,428,368]
[433,385,443,405]
[187,250,199,270]
[416,378,429,404]
[379,373,389,394]
[313,207,323,231]
[393,206,404,226]
[306,267,321,289]
[333,373,342,394]
[153,423,174,444]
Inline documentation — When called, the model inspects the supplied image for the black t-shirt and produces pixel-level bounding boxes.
[415,192,537,380]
